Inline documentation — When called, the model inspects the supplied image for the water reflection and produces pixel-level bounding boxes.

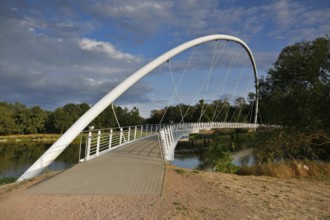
[172,137,255,171]
[0,133,256,178]
[172,156,203,170]
[0,142,80,178]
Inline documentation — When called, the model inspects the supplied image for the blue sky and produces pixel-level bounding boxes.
[0,0,329,117]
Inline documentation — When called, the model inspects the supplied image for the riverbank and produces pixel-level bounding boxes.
[0,165,329,219]
[0,134,61,143]
[0,133,84,144]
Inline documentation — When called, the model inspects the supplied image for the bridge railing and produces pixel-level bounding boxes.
[79,124,162,162]
[158,122,260,161]
[79,122,278,163]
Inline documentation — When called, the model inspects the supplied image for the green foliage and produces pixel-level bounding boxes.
[147,97,254,124]
[214,151,239,173]
[16,106,48,134]
[174,168,185,174]
[0,101,145,135]
[46,103,88,133]
[0,104,17,134]
[0,102,48,134]
[256,36,330,163]
[0,177,16,185]
[259,36,330,131]
[206,142,239,173]
[254,128,330,162]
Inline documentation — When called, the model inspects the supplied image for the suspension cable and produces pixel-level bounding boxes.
[213,45,240,121]
[198,41,229,121]
[228,56,248,122]
[180,53,218,121]
[224,50,246,122]
[240,69,255,123]
[168,59,184,120]
[112,103,127,142]
[198,40,219,122]
[112,103,121,128]
[159,47,197,124]
[245,99,255,123]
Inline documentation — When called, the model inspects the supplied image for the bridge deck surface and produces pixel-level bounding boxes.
[27,135,165,195]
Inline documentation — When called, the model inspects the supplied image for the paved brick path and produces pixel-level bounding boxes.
[27,135,165,195]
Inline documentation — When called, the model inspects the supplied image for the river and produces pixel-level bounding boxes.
[0,142,81,178]
[171,135,256,170]
[0,131,256,178]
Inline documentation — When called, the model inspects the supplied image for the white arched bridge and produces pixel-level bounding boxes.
[18,34,267,187]
[79,122,261,163]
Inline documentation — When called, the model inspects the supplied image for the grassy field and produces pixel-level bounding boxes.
[0,133,84,144]
[0,134,60,142]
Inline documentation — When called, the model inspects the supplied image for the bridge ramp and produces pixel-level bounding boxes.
[27,135,165,195]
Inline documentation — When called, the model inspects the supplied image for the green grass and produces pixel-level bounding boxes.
[192,169,200,174]
[174,169,185,174]
[0,177,17,185]
[0,133,84,144]
[173,202,188,212]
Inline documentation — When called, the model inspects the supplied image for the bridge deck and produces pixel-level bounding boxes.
[27,135,165,195]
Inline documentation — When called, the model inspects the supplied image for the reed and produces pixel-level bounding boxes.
[237,160,330,178]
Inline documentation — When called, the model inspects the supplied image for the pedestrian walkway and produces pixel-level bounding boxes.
[27,135,165,195]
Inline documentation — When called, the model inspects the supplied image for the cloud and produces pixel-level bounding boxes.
[266,0,330,42]
[79,38,141,62]
[0,2,149,110]
[253,52,279,74]
[86,0,174,37]
[0,0,329,117]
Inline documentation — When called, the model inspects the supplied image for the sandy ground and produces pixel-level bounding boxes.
[0,166,329,220]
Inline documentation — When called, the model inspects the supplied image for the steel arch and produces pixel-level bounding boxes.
[18,34,259,181]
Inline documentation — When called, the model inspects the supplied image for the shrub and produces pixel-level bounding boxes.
[213,151,239,173]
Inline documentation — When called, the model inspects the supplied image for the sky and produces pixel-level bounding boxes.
[1,0,329,118]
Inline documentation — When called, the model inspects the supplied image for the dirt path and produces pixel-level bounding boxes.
[0,166,329,219]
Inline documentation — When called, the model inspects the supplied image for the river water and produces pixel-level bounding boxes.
[171,137,255,170]
[0,142,81,178]
[0,133,256,178]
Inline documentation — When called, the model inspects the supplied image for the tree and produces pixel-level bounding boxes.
[0,104,16,134]
[25,106,48,133]
[128,107,145,125]
[147,109,165,124]
[47,103,90,133]
[259,36,330,131]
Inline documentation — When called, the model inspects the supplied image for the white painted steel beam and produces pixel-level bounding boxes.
[17,34,259,181]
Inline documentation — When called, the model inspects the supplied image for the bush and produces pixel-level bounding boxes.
[213,151,239,173]
[206,142,239,174]
[254,129,330,162]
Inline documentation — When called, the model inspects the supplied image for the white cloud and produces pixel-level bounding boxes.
[87,0,174,36]
[0,3,149,110]
[79,38,141,62]
[266,0,330,41]
[0,0,329,115]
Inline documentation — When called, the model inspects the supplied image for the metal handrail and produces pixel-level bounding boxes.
[79,122,279,163]
[79,124,161,162]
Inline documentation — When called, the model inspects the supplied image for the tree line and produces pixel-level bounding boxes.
[0,102,145,135]
[146,96,256,124]
[0,95,255,135]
